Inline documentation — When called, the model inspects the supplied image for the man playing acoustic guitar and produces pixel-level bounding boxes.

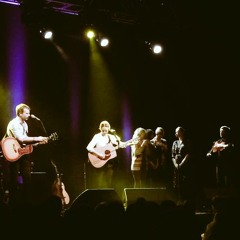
[1,103,48,205]
[206,125,237,189]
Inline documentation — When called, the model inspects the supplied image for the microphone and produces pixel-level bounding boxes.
[109,129,116,134]
[31,114,40,121]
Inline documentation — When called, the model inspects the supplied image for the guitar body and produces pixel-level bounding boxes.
[51,160,70,206]
[1,137,33,162]
[211,142,228,153]
[88,144,117,168]
[61,182,70,205]
[52,178,70,205]
[1,132,58,162]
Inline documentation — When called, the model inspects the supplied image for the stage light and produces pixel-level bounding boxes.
[86,30,95,39]
[43,30,53,39]
[96,36,110,47]
[85,28,109,47]
[152,44,162,54]
[99,38,109,47]
[145,41,163,55]
[40,29,53,40]
[95,33,110,48]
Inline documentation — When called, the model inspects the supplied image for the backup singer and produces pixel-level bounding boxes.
[171,126,195,201]
[151,127,170,188]
[130,127,147,188]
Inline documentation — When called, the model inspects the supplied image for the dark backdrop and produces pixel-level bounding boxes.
[0,2,239,202]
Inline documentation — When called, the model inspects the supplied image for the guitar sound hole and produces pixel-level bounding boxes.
[105,150,110,155]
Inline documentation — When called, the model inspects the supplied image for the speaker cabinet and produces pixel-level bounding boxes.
[123,187,174,207]
[70,188,121,209]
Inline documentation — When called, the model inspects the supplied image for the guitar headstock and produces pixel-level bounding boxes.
[130,137,140,145]
[48,132,59,142]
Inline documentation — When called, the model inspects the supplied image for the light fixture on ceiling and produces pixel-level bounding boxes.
[151,44,162,54]
[99,37,109,47]
[96,34,110,47]
[40,29,53,40]
[86,30,95,39]
[145,41,163,55]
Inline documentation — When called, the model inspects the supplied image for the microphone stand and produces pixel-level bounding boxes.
[39,119,48,136]
[34,117,65,204]
[29,118,49,174]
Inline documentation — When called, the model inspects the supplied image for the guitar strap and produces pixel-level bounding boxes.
[108,134,111,144]
[5,129,15,138]
[107,135,118,166]
[108,133,119,147]
[7,129,26,147]
[1,134,6,143]
[108,134,116,146]
[0,132,9,146]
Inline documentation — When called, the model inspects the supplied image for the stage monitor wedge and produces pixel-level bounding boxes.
[123,187,175,207]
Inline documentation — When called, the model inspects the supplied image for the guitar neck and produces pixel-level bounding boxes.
[122,137,139,147]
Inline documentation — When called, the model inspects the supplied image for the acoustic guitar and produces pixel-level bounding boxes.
[51,160,70,206]
[88,137,139,168]
[1,132,58,162]
[211,141,228,153]
[88,144,118,168]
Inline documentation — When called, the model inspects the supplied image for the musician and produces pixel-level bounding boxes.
[143,128,157,187]
[3,103,48,205]
[206,126,236,188]
[151,127,171,188]
[86,120,128,188]
[171,126,195,202]
[130,127,147,188]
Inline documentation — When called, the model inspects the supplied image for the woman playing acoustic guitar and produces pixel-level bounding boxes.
[86,120,133,188]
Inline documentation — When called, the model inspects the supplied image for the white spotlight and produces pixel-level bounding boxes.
[43,30,53,40]
[40,29,53,40]
[152,44,162,54]
[145,41,163,55]
[100,38,109,47]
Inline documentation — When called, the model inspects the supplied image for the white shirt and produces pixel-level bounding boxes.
[6,116,28,143]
